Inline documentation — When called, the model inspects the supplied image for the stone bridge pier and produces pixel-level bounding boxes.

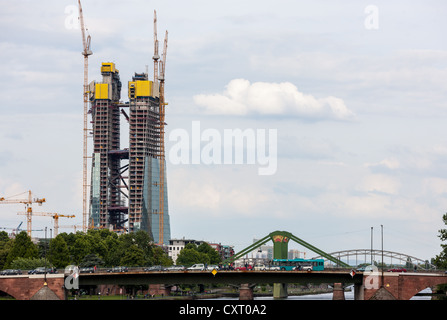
[356,272,447,300]
[0,274,65,300]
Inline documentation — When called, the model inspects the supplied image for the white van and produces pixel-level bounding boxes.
[253,264,266,271]
[293,264,313,272]
[187,264,205,271]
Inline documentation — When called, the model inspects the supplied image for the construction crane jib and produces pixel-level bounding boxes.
[18,212,76,237]
[0,190,45,237]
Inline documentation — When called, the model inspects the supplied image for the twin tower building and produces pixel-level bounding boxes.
[88,62,170,245]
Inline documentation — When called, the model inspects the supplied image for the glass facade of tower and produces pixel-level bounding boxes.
[133,157,170,244]
[90,152,101,228]
[149,158,170,245]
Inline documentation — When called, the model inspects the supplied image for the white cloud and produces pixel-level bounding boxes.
[365,157,401,170]
[193,79,354,120]
[423,177,447,196]
[357,174,401,195]
[169,166,272,218]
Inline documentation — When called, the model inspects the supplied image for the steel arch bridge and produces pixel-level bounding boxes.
[313,249,436,270]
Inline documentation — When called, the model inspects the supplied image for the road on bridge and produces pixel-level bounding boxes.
[76,269,364,287]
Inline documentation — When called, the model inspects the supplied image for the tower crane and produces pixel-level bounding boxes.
[0,225,44,237]
[78,0,92,233]
[153,11,168,245]
[0,190,45,237]
[0,222,23,236]
[18,212,75,237]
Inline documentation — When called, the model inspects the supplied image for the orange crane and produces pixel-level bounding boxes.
[0,190,45,237]
[19,212,75,237]
[153,11,168,245]
[78,0,92,233]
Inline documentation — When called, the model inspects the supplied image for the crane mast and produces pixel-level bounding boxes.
[78,0,92,233]
[158,30,168,245]
[153,11,159,84]
[153,11,168,245]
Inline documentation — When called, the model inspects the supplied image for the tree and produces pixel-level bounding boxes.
[120,244,146,266]
[10,257,47,270]
[0,231,12,269]
[5,231,38,267]
[49,234,70,268]
[125,230,155,265]
[0,231,9,243]
[176,247,205,266]
[104,230,171,267]
[80,253,104,268]
[152,246,173,266]
[134,230,153,251]
[176,242,222,266]
[198,243,221,264]
[64,229,120,266]
[434,213,447,269]
[71,236,91,264]
[103,236,121,266]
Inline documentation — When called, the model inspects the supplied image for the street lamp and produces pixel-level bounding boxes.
[381,225,384,287]
[370,227,373,265]
[44,227,47,285]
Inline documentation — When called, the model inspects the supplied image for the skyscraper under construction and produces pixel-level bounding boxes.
[88,13,170,244]
[89,63,170,244]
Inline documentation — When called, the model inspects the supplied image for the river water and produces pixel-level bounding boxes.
[207,287,432,300]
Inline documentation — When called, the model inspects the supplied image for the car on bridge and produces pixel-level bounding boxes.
[80,267,96,273]
[187,264,206,271]
[235,265,253,271]
[207,265,219,271]
[356,265,375,272]
[167,265,185,271]
[106,266,128,273]
[0,269,22,275]
[266,265,280,271]
[387,268,407,272]
[253,264,266,271]
[28,267,57,274]
[144,265,167,272]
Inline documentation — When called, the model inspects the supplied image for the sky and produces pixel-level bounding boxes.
[1,0,447,263]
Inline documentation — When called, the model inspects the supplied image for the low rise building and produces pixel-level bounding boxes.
[168,238,234,264]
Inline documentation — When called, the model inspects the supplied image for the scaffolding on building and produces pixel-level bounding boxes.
[89,63,127,232]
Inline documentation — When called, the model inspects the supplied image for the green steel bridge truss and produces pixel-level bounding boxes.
[223,230,351,268]
[313,249,436,270]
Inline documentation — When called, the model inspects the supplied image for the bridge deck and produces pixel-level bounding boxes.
[77,270,365,286]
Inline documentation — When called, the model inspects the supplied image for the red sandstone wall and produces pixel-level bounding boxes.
[0,277,65,300]
[363,274,447,300]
